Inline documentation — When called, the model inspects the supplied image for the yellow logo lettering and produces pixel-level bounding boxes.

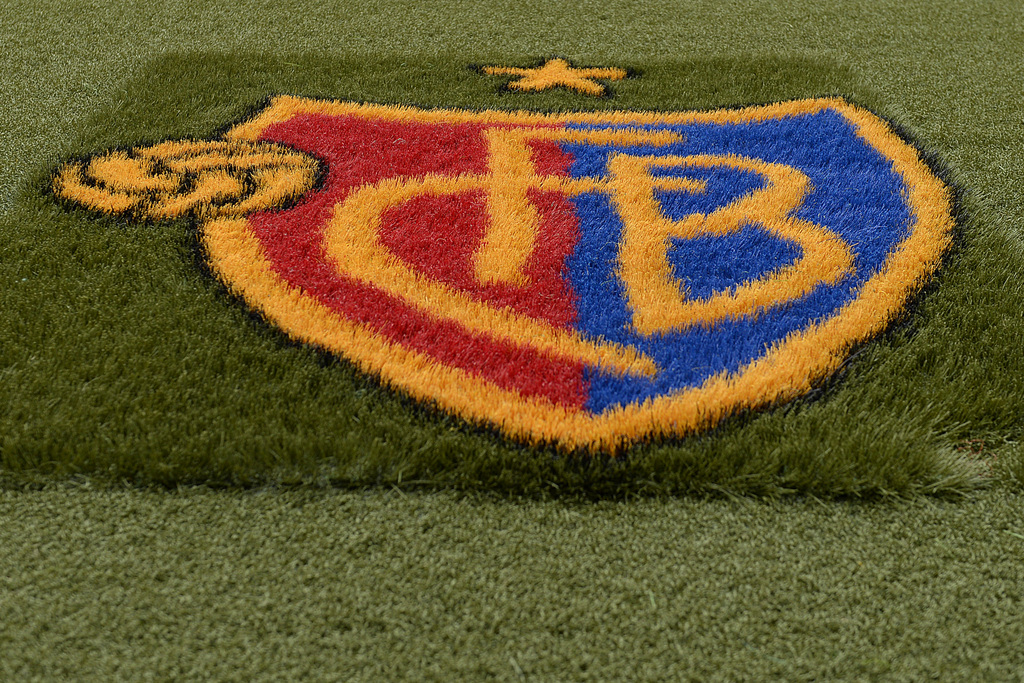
[325,126,698,379]
[611,153,854,335]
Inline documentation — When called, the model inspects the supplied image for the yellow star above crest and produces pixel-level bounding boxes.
[482,58,628,96]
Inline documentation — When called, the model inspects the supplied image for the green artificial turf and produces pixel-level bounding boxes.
[3,484,1024,681]
[2,1,1024,679]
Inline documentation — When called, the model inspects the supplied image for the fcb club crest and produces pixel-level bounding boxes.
[54,95,955,451]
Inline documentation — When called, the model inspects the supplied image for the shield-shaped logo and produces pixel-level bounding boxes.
[54,96,954,451]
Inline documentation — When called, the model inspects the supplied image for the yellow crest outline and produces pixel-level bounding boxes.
[190,96,955,452]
